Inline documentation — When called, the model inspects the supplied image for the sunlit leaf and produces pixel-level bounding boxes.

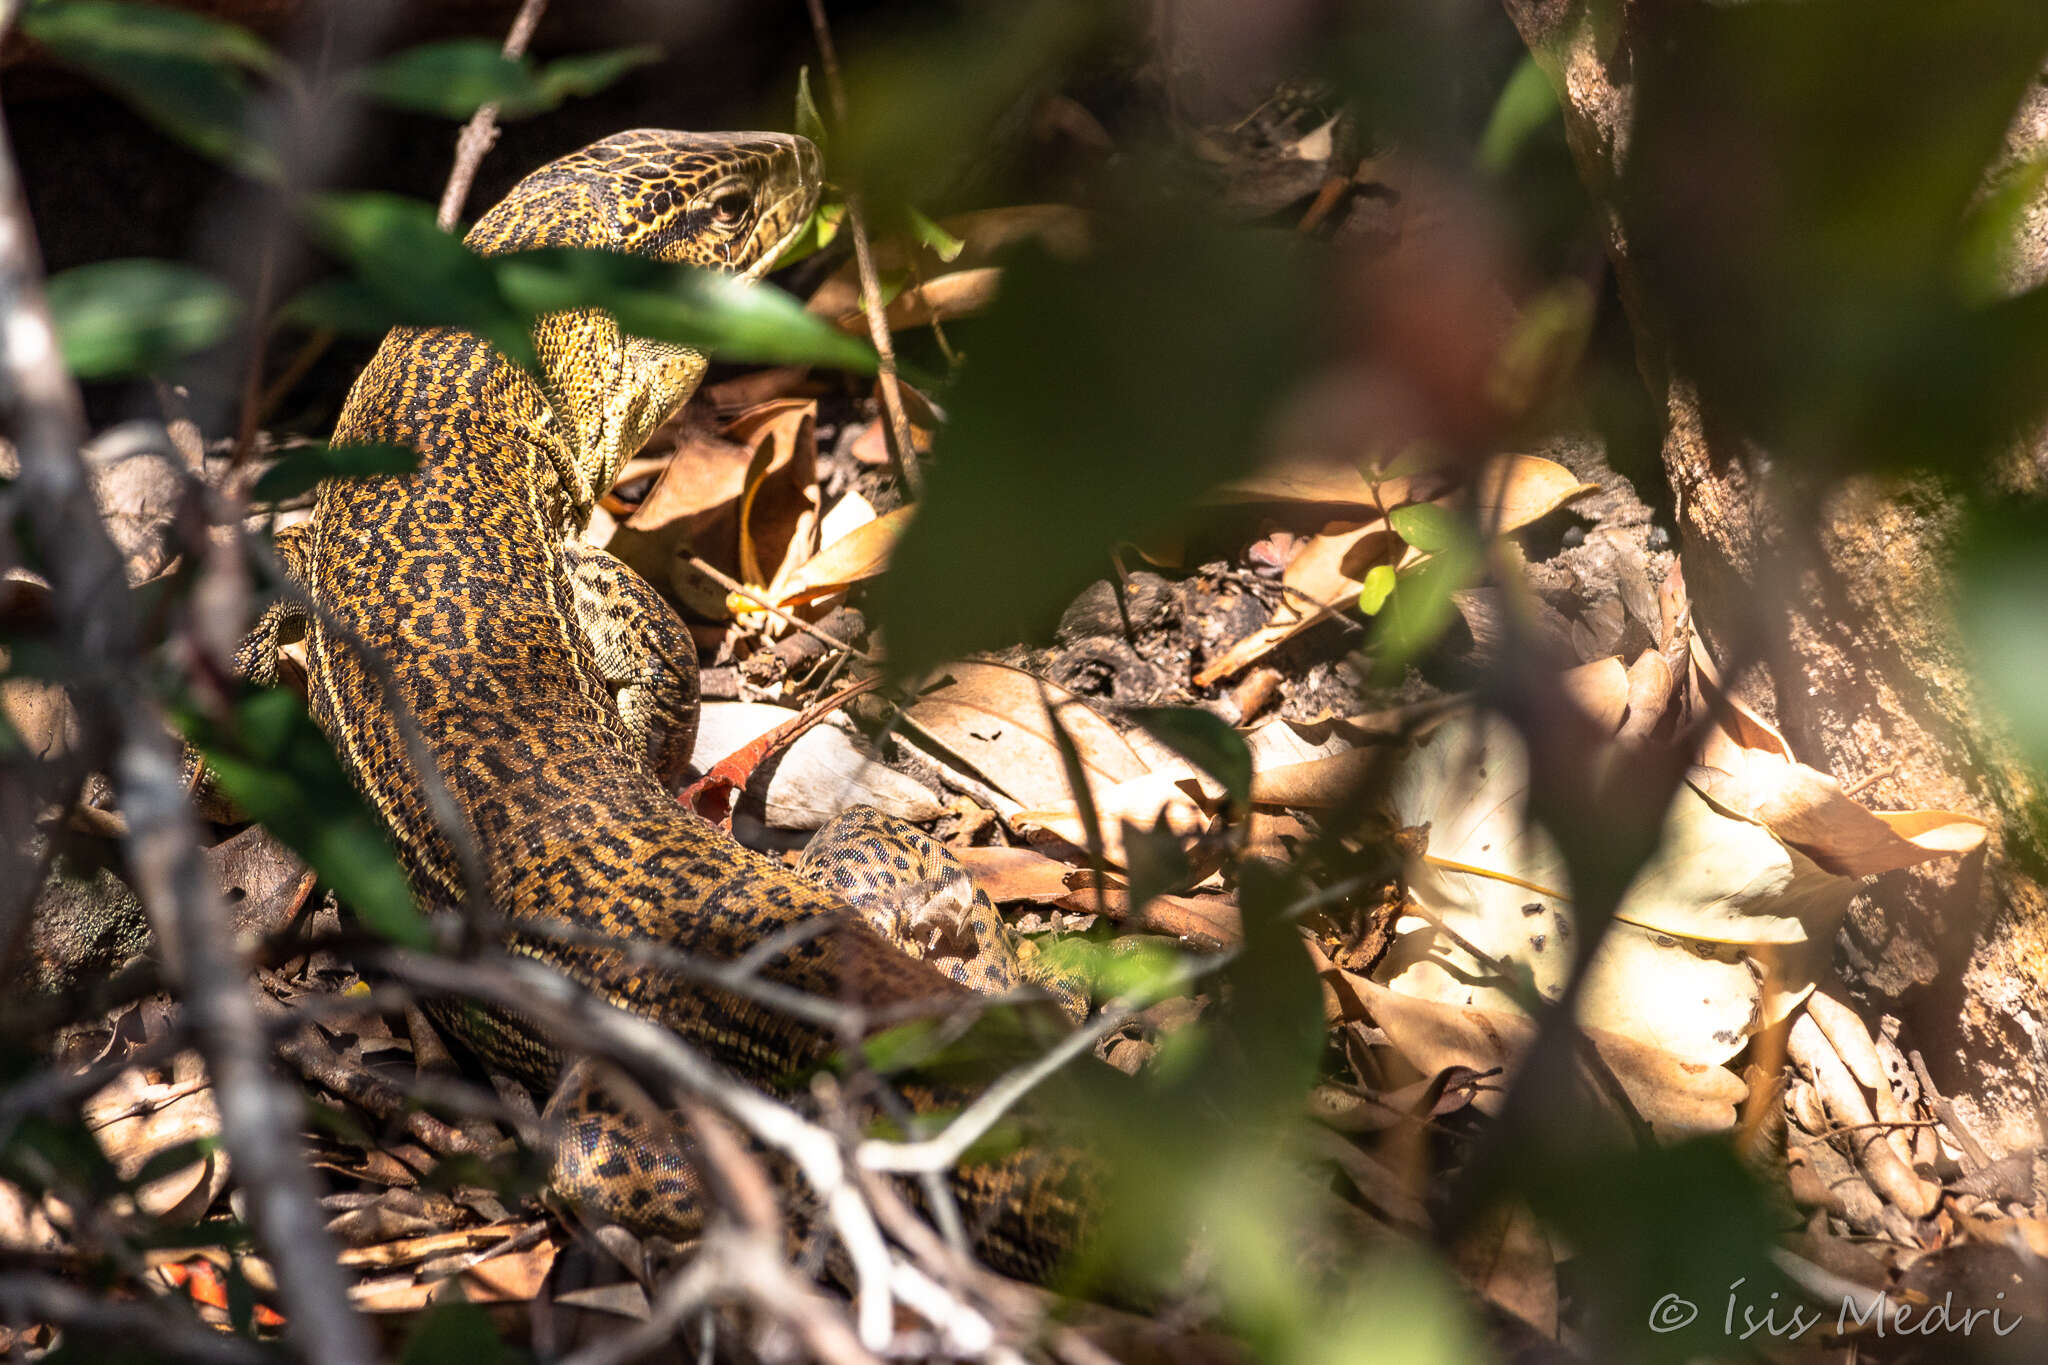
[184,689,431,949]
[1357,563,1398,616]
[773,201,845,270]
[22,0,279,178]
[905,205,966,263]
[1388,502,1464,555]
[252,442,419,504]
[44,259,240,378]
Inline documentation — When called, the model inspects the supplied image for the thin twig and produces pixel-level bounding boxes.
[683,552,879,663]
[801,0,924,498]
[0,88,378,1365]
[383,949,901,1351]
[437,0,551,230]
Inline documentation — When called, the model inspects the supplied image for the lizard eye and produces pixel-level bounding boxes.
[709,187,753,226]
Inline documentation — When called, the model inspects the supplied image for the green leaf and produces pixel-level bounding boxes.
[22,1,279,178]
[1387,501,1465,555]
[184,689,431,949]
[1129,706,1251,813]
[905,205,966,263]
[1370,542,1482,680]
[45,259,240,378]
[494,248,877,372]
[293,192,535,369]
[253,442,419,504]
[1356,563,1398,616]
[290,195,874,376]
[23,0,277,72]
[531,45,662,108]
[349,39,661,120]
[794,65,829,155]
[347,40,528,117]
[874,224,1306,680]
[1958,496,2048,776]
[773,201,845,271]
[1475,53,1560,175]
[1033,934,1186,1002]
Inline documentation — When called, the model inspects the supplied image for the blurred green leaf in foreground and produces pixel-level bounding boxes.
[44,259,240,379]
[348,39,661,122]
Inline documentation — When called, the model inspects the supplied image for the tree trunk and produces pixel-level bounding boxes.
[1502,0,2048,1167]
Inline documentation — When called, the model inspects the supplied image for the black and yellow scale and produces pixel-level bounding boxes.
[249,131,1087,1279]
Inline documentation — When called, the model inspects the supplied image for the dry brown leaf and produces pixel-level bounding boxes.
[1454,1203,1560,1340]
[953,845,1077,903]
[690,702,942,829]
[1206,457,1431,510]
[619,407,754,535]
[1467,453,1599,537]
[1013,767,1220,865]
[1560,655,1631,733]
[870,267,1004,333]
[1331,970,1747,1140]
[902,662,1145,809]
[728,399,820,591]
[1250,748,1384,808]
[1383,708,1850,1062]
[766,504,913,609]
[205,824,314,941]
[349,1238,558,1313]
[806,205,1090,323]
[1690,637,1988,876]
[85,1053,227,1224]
[1194,520,1396,685]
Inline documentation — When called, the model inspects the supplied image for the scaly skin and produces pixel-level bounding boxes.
[283,131,1089,1280]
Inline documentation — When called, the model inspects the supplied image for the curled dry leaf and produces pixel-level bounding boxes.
[1689,637,1987,875]
[349,1237,559,1313]
[760,503,912,611]
[870,266,1005,333]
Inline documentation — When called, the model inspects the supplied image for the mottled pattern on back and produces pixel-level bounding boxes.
[270,130,1093,1282]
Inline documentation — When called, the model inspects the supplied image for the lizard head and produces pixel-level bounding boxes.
[463,130,822,514]
[465,129,822,277]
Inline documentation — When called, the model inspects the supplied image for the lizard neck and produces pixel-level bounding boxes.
[533,309,708,525]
